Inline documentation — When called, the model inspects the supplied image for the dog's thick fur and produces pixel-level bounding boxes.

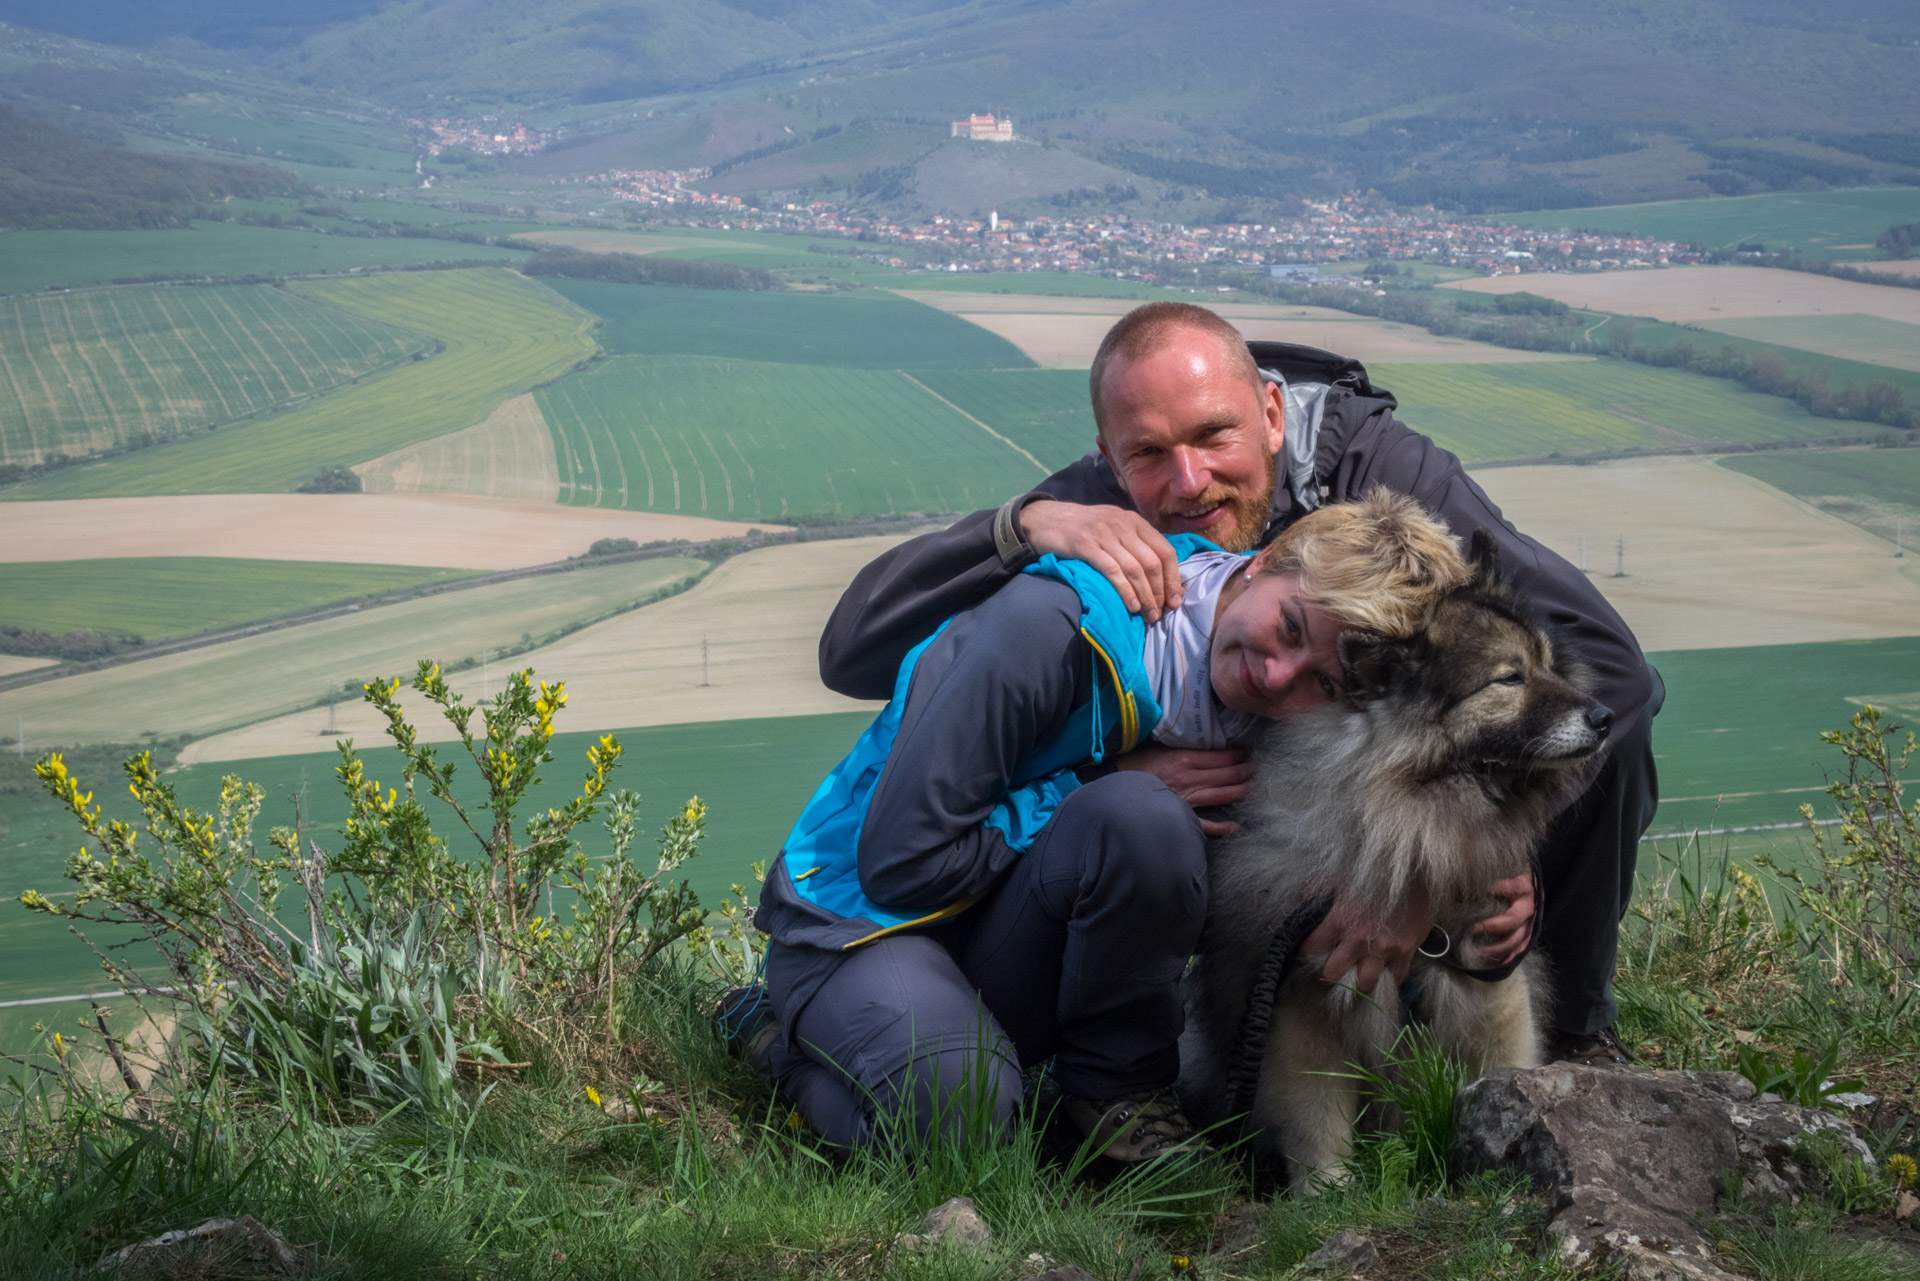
[1178,532,1610,1188]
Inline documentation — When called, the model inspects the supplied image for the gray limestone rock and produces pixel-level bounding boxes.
[1454,1062,1873,1281]
[894,1195,993,1253]
[1305,1228,1379,1272]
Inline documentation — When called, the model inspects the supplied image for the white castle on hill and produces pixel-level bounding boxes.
[951,113,1015,142]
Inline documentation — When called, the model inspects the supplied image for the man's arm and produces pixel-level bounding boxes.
[819,453,1144,700]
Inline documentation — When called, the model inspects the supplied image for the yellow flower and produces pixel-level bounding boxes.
[585,1086,602,1107]
[1889,1153,1918,1189]
[1171,1257,1191,1273]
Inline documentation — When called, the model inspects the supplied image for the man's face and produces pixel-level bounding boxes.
[1209,566,1345,719]
[1095,328,1284,553]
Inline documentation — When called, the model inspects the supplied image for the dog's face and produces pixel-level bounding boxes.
[1337,531,1611,791]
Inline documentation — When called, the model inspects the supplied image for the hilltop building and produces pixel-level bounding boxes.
[951,113,1015,142]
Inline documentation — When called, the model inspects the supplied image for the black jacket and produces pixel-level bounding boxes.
[818,341,1655,732]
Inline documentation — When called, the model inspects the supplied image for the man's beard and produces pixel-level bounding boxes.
[1160,465,1274,553]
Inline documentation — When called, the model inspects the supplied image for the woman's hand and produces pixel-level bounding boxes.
[1302,881,1435,995]
[1113,744,1251,835]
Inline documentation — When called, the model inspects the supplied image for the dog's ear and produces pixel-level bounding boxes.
[1339,631,1413,703]
[1468,529,1502,583]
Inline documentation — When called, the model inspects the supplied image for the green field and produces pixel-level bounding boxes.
[0,710,872,1026]
[907,368,1099,471]
[1498,187,1920,258]
[543,278,1035,369]
[0,221,530,295]
[0,559,474,642]
[1370,358,1829,462]
[1694,313,1920,375]
[0,285,428,466]
[0,557,705,746]
[537,355,1053,518]
[3,270,598,499]
[1717,447,1920,546]
[1646,635,1920,838]
[1618,315,1920,407]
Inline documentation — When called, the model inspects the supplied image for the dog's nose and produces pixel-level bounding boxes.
[1586,704,1615,737]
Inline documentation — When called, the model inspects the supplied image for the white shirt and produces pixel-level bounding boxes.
[1140,550,1262,750]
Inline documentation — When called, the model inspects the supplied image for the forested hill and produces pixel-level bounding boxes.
[0,108,306,230]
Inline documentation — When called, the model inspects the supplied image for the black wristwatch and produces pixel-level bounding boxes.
[993,493,1053,569]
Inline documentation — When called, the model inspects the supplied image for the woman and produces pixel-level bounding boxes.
[735,490,1467,1159]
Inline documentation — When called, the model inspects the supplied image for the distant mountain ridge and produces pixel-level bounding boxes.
[2,0,1917,212]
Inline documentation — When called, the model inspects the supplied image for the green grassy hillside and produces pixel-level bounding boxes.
[0,221,530,295]
[1717,448,1920,546]
[1646,635,1920,838]
[0,556,705,746]
[907,368,1099,472]
[1,269,597,498]
[0,284,428,466]
[0,558,472,641]
[536,355,1052,519]
[544,278,1034,370]
[1370,359,1831,463]
[1499,187,1920,258]
[0,709,872,1006]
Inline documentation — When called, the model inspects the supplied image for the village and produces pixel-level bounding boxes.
[561,162,1701,280]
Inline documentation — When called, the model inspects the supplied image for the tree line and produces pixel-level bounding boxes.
[519,246,780,291]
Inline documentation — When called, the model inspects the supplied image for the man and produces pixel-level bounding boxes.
[818,302,1662,1060]
[747,493,1468,1159]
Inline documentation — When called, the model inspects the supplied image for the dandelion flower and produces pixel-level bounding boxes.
[585,1085,602,1108]
[1889,1153,1918,1189]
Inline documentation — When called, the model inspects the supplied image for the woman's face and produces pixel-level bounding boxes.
[1209,569,1345,718]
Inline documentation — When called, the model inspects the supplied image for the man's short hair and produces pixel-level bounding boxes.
[1088,302,1264,433]
[1260,488,1468,638]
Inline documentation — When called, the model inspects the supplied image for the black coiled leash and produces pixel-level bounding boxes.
[1221,892,1334,1120]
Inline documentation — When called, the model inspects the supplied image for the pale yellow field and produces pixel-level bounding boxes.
[185,535,904,762]
[1,557,707,748]
[1855,259,1920,279]
[904,294,1590,369]
[1471,455,1920,651]
[516,230,760,257]
[1692,313,1920,373]
[0,494,771,569]
[0,655,56,678]
[1444,266,1920,326]
[355,393,561,501]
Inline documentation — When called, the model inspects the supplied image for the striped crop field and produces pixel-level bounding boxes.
[4,270,598,498]
[0,558,473,642]
[1372,359,1829,463]
[536,355,1053,518]
[0,285,427,467]
[906,369,1100,471]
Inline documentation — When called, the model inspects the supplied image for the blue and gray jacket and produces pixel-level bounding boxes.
[758,536,1221,955]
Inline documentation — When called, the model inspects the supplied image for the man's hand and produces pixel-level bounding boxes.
[1469,873,1536,969]
[1302,883,1435,996]
[1114,745,1250,836]
[1021,501,1182,623]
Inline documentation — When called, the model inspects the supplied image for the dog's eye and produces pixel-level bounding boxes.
[1492,672,1525,687]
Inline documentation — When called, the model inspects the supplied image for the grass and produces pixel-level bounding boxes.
[1643,635,1920,839]
[905,369,1100,472]
[1717,447,1920,546]
[0,221,530,295]
[0,555,706,750]
[1619,316,1920,407]
[0,709,872,1013]
[543,278,1036,370]
[536,355,1052,518]
[1,269,598,498]
[0,284,428,467]
[1496,187,1920,258]
[0,559,474,642]
[1370,358,1831,462]
[1696,314,1920,375]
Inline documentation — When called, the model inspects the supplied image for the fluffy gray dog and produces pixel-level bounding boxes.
[1178,532,1611,1189]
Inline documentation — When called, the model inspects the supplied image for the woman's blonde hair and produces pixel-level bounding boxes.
[1257,488,1468,638]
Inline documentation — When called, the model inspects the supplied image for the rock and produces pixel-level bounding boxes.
[1210,1201,1266,1252]
[893,1196,992,1253]
[1455,1062,1874,1281]
[108,1216,303,1272]
[1304,1228,1378,1272]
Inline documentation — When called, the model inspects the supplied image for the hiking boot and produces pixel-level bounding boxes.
[1063,1091,1202,1163]
[1546,1025,1636,1067]
[715,984,778,1071]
